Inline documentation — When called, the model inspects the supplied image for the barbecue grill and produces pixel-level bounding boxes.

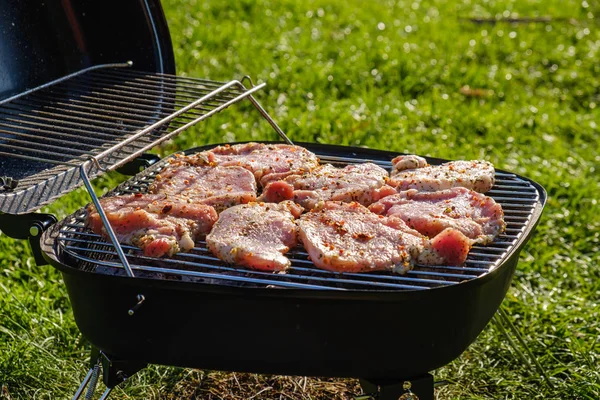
[0,1,548,399]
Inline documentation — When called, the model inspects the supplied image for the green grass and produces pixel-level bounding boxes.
[1,0,599,398]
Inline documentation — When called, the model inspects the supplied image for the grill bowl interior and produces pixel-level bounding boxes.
[50,142,544,293]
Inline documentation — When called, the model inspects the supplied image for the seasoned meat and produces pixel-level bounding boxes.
[206,201,303,271]
[297,201,472,274]
[180,143,320,187]
[389,157,495,193]
[425,227,472,266]
[86,194,218,257]
[149,164,257,212]
[258,163,397,209]
[391,155,428,173]
[369,188,505,244]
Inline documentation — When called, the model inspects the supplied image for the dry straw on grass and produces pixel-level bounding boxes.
[164,372,362,400]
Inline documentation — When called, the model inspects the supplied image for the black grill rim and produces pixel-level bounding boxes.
[44,142,547,293]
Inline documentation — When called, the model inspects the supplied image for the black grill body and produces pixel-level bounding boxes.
[41,143,546,380]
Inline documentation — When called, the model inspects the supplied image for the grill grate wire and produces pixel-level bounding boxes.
[56,153,540,292]
[0,63,264,214]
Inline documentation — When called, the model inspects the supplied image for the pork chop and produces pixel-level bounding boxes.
[391,155,428,173]
[297,201,472,274]
[389,156,495,193]
[258,163,397,209]
[149,164,257,212]
[181,143,320,187]
[86,194,218,257]
[369,188,505,244]
[206,201,304,271]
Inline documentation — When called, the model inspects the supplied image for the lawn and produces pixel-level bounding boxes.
[1,0,599,398]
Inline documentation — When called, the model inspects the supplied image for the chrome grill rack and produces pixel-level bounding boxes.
[0,62,275,214]
[55,151,540,292]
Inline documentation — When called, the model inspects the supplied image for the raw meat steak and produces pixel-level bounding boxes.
[180,143,320,187]
[391,155,428,173]
[389,157,495,193]
[258,163,397,209]
[149,164,257,212]
[206,201,303,271]
[369,188,505,244]
[86,194,218,257]
[297,201,472,274]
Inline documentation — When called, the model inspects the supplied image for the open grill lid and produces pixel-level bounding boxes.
[1,0,175,99]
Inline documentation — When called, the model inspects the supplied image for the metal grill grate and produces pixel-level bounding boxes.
[55,151,541,292]
[0,63,265,214]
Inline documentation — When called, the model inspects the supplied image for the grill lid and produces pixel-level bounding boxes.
[0,0,175,100]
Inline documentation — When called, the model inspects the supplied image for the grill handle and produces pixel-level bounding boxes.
[0,212,57,266]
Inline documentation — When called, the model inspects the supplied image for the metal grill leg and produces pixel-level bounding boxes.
[84,361,101,400]
[72,349,103,400]
[494,306,554,388]
[72,368,94,400]
[98,387,113,400]
[72,349,146,400]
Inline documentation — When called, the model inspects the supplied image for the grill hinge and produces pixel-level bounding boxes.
[0,212,57,266]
